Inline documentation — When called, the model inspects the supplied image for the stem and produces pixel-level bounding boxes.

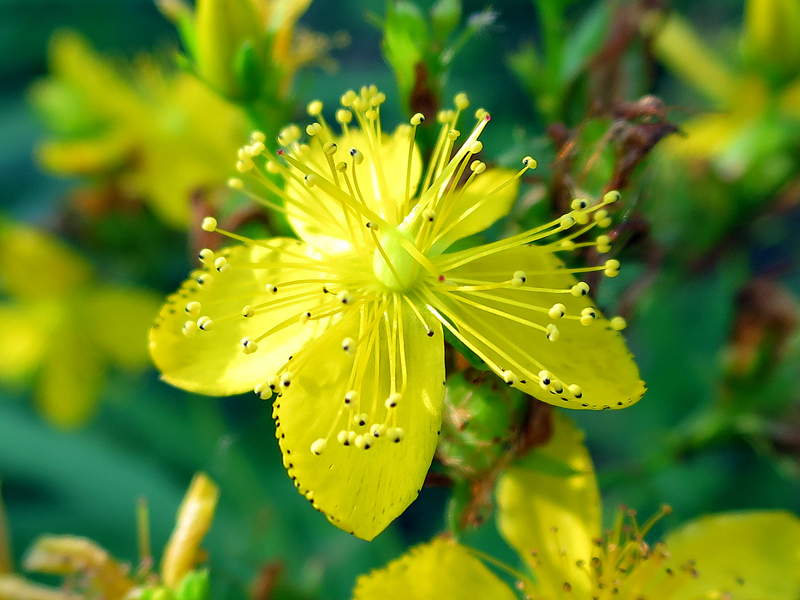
[0,481,12,573]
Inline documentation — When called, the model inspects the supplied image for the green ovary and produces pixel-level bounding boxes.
[372,229,421,292]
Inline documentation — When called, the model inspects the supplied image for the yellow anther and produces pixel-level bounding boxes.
[580,307,596,326]
[538,370,552,385]
[197,316,214,331]
[370,423,387,438]
[605,259,621,277]
[267,375,280,390]
[342,337,356,354]
[513,270,527,283]
[549,303,566,319]
[454,93,470,110]
[353,413,369,426]
[307,100,323,116]
[470,160,486,173]
[266,160,280,174]
[350,148,364,164]
[365,221,379,230]
[594,209,608,222]
[475,108,489,120]
[251,131,265,143]
[254,382,271,399]
[550,379,564,394]
[365,109,377,120]
[568,384,583,398]
[546,323,560,341]
[344,390,359,405]
[522,156,537,168]
[265,284,278,294]
[227,177,244,189]
[559,214,575,229]
[571,282,590,297]
[323,142,338,156]
[299,311,311,324]
[604,190,621,203]
[598,217,613,228]
[355,435,372,450]
[502,370,519,385]
[336,108,352,124]
[596,234,611,246]
[571,198,589,210]
[214,257,232,274]
[447,129,460,141]
[337,430,350,445]
[240,336,257,353]
[469,141,483,154]
[610,316,627,331]
[185,301,201,317]
[560,239,576,251]
[280,371,292,387]
[182,321,198,337]
[201,217,217,232]
[196,274,213,288]
[371,92,386,105]
[336,161,348,172]
[423,209,436,222]
[385,393,402,409]
[304,174,318,188]
[236,160,252,173]
[410,113,425,125]
[198,248,215,263]
[341,90,357,106]
[437,109,455,123]
[387,427,405,443]
[311,438,327,455]
[574,211,590,225]
[338,290,354,305]
[250,141,265,155]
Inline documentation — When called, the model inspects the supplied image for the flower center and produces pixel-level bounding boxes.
[372,227,420,292]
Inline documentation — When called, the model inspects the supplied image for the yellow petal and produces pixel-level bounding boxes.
[744,0,800,76]
[351,538,517,600]
[648,13,737,105]
[35,135,130,176]
[161,473,219,589]
[23,535,133,600]
[82,286,161,370]
[0,575,82,600]
[0,305,48,385]
[663,114,742,159]
[431,167,520,253]
[36,323,104,429]
[274,298,444,540]
[285,126,422,254]
[0,222,91,301]
[429,245,646,409]
[633,511,800,600]
[149,240,324,396]
[779,76,800,119]
[496,412,600,598]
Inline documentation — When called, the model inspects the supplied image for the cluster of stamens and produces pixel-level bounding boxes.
[169,86,635,459]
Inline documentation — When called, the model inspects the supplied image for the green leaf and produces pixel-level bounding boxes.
[383,1,430,100]
[513,448,585,478]
[234,41,262,101]
[561,0,613,85]
[430,0,461,42]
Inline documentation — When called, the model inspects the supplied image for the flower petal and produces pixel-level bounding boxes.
[149,239,324,396]
[430,245,646,409]
[652,511,800,600]
[83,287,161,371]
[285,126,422,253]
[496,412,600,598]
[274,298,444,540]
[431,167,519,253]
[351,538,517,600]
[0,304,48,385]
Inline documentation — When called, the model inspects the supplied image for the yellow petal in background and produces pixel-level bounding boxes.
[351,538,517,600]
[648,14,736,105]
[744,0,800,77]
[149,240,323,396]
[496,412,600,599]
[161,473,219,589]
[430,167,520,253]
[274,299,444,540]
[0,222,91,301]
[0,574,82,600]
[36,134,130,176]
[652,511,800,600]
[35,323,104,429]
[82,286,161,371]
[432,245,646,409]
[0,305,48,386]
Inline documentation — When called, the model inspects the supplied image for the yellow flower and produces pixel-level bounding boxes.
[353,413,800,599]
[0,221,160,428]
[149,87,645,540]
[31,31,247,228]
[649,0,800,168]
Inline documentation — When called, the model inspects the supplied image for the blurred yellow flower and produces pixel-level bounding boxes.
[0,221,160,428]
[30,31,248,228]
[353,413,800,599]
[0,473,217,600]
[150,87,645,540]
[649,0,800,175]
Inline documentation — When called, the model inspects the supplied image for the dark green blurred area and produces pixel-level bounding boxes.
[2,0,800,598]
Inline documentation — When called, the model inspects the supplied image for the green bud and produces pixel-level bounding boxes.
[383,1,430,103]
[430,0,461,42]
[176,569,210,600]
[195,0,264,99]
[152,587,177,600]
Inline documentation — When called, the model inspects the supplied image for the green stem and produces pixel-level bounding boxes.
[0,481,12,573]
